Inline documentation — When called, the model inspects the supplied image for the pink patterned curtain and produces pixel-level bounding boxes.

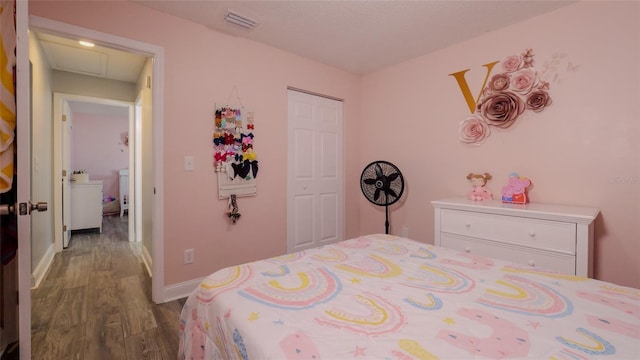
[0,0,16,194]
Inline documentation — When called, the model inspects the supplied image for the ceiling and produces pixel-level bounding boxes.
[36,31,147,83]
[36,0,574,114]
[133,0,574,75]
[35,31,147,116]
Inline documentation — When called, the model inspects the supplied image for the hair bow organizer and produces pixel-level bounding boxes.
[213,97,258,225]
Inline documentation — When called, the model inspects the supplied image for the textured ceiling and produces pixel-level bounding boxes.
[134,0,574,75]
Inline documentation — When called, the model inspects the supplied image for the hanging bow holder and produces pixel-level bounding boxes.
[213,86,258,204]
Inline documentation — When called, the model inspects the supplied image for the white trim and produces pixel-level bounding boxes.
[151,52,166,303]
[28,16,167,303]
[141,243,153,278]
[30,244,55,289]
[163,277,205,303]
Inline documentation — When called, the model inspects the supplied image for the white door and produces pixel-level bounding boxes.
[287,90,343,252]
[61,100,71,248]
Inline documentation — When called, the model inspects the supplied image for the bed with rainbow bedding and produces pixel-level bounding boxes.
[178,234,640,359]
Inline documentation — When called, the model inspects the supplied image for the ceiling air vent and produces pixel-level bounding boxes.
[224,10,259,31]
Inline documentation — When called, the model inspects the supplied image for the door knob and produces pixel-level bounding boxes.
[0,203,15,215]
[30,201,48,214]
[16,201,48,215]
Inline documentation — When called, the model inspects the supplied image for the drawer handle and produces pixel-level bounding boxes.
[465,223,471,228]
[528,260,535,267]
[529,231,536,237]
[465,247,471,253]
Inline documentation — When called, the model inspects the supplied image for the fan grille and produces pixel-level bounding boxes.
[360,161,404,206]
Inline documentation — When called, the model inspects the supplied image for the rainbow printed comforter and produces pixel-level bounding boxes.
[178,234,640,359]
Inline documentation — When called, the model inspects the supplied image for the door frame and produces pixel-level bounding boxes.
[19,13,166,356]
[28,15,165,300]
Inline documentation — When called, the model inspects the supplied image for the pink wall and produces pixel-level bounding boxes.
[71,112,128,198]
[30,1,639,289]
[29,0,362,285]
[359,1,639,288]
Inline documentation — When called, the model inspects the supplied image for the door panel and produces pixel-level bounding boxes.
[287,90,343,252]
[293,195,314,248]
[15,0,33,356]
[319,193,337,242]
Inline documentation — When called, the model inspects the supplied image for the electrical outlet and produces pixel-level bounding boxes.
[184,156,195,171]
[184,248,194,264]
[402,226,409,238]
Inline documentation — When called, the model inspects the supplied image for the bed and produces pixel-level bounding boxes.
[178,234,640,359]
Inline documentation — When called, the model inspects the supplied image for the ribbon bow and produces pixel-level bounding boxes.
[231,160,259,179]
[243,150,257,161]
[246,124,254,130]
[242,143,253,152]
[224,133,235,145]
[214,152,227,162]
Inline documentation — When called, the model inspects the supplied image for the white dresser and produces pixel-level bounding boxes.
[70,181,103,232]
[431,197,599,277]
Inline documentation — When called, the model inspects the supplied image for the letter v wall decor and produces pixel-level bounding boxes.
[450,48,563,145]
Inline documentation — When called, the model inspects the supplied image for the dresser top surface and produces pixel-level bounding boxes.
[432,197,599,224]
[71,180,103,186]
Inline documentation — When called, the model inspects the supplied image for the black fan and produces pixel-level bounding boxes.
[360,161,405,234]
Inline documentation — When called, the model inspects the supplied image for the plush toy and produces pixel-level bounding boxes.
[501,172,531,204]
[467,172,493,201]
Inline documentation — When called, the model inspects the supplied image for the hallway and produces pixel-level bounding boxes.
[30,216,183,359]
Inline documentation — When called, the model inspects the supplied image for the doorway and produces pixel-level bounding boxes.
[17,14,166,356]
[52,93,135,251]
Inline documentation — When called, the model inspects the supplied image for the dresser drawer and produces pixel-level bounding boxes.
[441,209,576,254]
[441,233,576,274]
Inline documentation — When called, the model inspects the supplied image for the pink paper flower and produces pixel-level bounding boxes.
[510,68,539,95]
[478,92,525,129]
[521,48,534,67]
[488,73,510,92]
[526,90,552,112]
[501,55,523,73]
[459,115,491,144]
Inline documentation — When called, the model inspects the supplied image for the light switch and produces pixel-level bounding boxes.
[184,156,195,171]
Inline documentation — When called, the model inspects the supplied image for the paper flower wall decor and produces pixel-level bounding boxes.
[459,48,552,145]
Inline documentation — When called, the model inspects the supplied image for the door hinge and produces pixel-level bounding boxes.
[63,224,67,232]
[62,114,67,122]
[62,169,67,177]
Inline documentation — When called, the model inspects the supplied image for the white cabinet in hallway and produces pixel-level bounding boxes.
[70,180,103,232]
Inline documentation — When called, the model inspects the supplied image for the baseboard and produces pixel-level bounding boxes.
[162,277,204,303]
[141,244,152,278]
[31,244,55,289]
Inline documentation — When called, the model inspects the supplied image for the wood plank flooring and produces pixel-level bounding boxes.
[31,216,185,359]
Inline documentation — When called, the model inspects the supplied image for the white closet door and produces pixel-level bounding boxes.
[287,90,343,252]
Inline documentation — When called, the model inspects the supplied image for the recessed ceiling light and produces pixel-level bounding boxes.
[78,40,95,47]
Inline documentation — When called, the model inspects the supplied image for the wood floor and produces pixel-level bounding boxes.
[31,216,185,359]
